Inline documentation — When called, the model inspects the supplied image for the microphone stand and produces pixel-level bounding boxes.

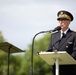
[30,26,61,75]
[30,30,53,75]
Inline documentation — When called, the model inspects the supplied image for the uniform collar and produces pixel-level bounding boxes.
[60,28,69,38]
[61,28,69,34]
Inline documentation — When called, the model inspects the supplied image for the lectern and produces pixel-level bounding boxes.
[0,42,25,75]
[38,51,76,75]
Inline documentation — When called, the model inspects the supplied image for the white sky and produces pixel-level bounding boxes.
[0,0,76,51]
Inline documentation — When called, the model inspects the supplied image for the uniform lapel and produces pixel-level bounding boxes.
[53,31,61,50]
[58,29,72,50]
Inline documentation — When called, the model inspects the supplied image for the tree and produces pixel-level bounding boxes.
[0,31,52,75]
[19,33,52,75]
[33,34,52,75]
[0,32,23,75]
[0,32,7,75]
[0,31,5,42]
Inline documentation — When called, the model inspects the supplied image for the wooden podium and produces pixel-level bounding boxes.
[38,51,76,75]
[0,42,25,75]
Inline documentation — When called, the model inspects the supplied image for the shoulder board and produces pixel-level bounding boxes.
[72,30,76,32]
[51,31,59,34]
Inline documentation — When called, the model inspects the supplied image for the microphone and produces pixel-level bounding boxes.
[52,26,61,32]
[41,26,61,33]
[30,26,61,75]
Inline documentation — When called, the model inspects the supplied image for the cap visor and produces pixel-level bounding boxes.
[57,17,69,20]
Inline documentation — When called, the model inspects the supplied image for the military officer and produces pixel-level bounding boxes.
[47,10,76,75]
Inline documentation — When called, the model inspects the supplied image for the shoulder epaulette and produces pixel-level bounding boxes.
[51,31,59,34]
[72,30,76,32]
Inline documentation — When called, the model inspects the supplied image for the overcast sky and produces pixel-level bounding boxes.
[0,0,76,51]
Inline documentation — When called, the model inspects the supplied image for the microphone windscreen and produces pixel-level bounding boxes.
[53,26,61,31]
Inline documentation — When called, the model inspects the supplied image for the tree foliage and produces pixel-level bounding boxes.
[0,32,23,75]
[0,31,52,75]
[19,33,52,75]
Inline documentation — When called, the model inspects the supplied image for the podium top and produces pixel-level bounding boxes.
[0,42,25,53]
[38,51,76,65]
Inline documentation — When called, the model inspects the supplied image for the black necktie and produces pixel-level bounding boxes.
[59,33,66,46]
[62,33,66,38]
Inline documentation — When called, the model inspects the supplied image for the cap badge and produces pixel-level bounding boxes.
[60,12,64,15]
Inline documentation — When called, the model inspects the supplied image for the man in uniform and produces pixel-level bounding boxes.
[47,10,76,75]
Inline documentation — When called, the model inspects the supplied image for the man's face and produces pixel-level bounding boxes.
[58,20,71,31]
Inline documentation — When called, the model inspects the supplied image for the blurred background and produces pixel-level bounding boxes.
[0,0,76,75]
